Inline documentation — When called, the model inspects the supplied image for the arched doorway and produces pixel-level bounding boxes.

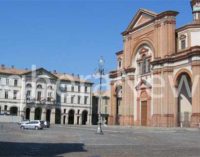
[10,107,18,116]
[176,73,192,127]
[68,110,75,125]
[34,107,42,120]
[55,109,61,124]
[82,110,88,125]
[25,108,30,120]
[46,109,51,122]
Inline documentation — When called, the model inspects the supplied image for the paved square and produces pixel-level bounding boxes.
[0,123,200,157]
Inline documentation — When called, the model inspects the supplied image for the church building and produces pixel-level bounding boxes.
[109,0,200,127]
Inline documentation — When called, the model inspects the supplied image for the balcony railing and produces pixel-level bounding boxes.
[26,97,57,105]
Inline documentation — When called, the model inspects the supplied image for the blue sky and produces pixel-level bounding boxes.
[0,0,192,77]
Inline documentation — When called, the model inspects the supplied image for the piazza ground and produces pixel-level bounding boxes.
[0,123,200,157]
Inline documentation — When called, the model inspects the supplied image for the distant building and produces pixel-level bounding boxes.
[92,90,110,125]
[109,0,200,127]
[0,65,93,125]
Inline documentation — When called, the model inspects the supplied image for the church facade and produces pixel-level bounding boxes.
[109,0,200,127]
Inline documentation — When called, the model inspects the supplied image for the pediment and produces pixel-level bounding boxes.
[136,79,152,90]
[23,68,58,79]
[125,9,157,32]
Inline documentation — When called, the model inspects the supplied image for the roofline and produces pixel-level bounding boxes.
[176,23,200,32]
[122,10,179,36]
[116,50,123,55]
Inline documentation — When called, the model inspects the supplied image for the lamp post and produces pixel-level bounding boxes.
[96,57,104,134]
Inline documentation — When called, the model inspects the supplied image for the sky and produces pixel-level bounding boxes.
[0,0,193,78]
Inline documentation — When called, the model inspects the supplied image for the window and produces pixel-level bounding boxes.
[64,109,66,113]
[105,106,107,114]
[47,92,52,101]
[71,96,74,104]
[13,90,17,99]
[14,79,18,87]
[105,98,108,105]
[78,85,81,92]
[78,96,81,104]
[118,59,122,69]
[6,79,9,85]
[181,40,186,50]
[84,96,88,105]
[71,86,74,92]
[5,91,8,99]
[26,90,31,100]
[138,57,150,75]
[85,86,88,93]
[37,91,42,101]
[64,96,67,103]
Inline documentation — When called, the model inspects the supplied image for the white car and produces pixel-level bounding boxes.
[20,120,44,130]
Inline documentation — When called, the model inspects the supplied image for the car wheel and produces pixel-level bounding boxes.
[20,126,25,130]
[35,126,39,130]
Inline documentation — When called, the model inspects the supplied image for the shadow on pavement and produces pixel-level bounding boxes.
[0,142,86,157]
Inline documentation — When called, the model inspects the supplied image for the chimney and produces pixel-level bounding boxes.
[53,70,57,74]
[11,65,15,69]
[71,73,74,76]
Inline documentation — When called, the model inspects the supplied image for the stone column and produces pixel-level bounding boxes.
[65,114,68,125]
[108,81,116,125]
[74,114,77,125]
[161,68,175,127]
[87,114,91,125]
[30,108,35,120]
[41,108,46,121]
[50,108,55,124]
[152,70,162,127]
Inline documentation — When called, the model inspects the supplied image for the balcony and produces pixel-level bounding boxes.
[26,97,57,107]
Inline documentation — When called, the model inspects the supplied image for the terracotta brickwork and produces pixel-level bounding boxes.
[109,1,200,128]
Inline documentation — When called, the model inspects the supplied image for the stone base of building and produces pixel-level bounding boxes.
[191,113,200,128]
[108,116,114,125]
[119,116,134,126]
[152,114,175,127]
[108,115,134,126]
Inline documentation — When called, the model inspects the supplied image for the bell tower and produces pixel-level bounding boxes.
[191,0,200,23]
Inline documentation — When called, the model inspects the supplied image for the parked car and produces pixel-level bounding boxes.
[20,120,44,130]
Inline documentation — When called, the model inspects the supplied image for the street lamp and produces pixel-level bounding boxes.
[96,56,104,135]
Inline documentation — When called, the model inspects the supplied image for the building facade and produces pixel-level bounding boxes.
[92,90,110,125]
[109,0,200,127]
[0,66,93,125]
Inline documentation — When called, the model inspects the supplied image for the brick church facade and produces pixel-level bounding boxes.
[109,0,200,127]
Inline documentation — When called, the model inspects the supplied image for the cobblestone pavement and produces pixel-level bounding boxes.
[0,123,200,157]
